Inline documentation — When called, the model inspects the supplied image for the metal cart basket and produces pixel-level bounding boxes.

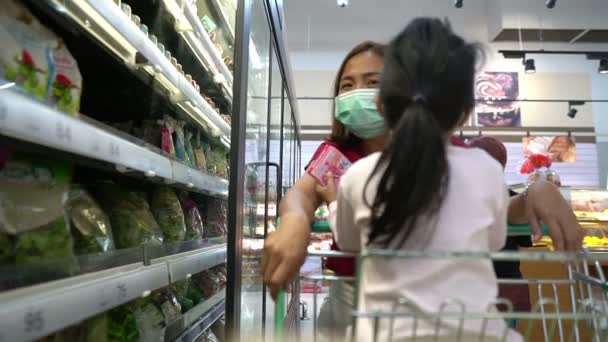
[274,225,608,342]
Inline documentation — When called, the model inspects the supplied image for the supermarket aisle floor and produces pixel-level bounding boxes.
[299,292,328,338]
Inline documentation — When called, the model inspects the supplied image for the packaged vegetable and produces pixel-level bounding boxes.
[178,193,204,240]
[49,43,82,115]
[151,288,182,324]
[203,199,227,238]
[192,270,221,299]
[174,121,189,164]
[91,181,163,249]
[131,298,165,342]
[66,185,115,254]
[0,153,75,269]
[0,1,57,100]
[184,129,196,168]
[81,314,110,342]
[108,305,139,342]
[193,131,207,172]
[150,186,186,243]
[214,148,228,179]
[160,116,176,157]
[172,278,204,313]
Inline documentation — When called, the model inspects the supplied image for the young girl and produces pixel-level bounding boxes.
[316,18,522,341]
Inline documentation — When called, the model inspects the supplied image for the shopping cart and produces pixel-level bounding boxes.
[273,224,608,342]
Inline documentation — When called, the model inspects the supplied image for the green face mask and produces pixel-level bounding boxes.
[335,88,385,139]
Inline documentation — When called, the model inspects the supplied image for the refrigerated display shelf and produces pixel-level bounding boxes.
[0,89,228,198]
[209,0,236,42]
[0,244,227,342]
[43,0,231,142]
[166,288,225,341]
[161,0,234,102]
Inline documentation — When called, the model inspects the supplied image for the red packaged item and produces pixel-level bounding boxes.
[306,145,352,186]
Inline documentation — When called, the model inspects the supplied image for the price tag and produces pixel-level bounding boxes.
[55,120,72,143]
[0,99,8,127]
[23,307,44,334]
[109,141,120,157]
[186,168,194,185]
[115,281,128,302]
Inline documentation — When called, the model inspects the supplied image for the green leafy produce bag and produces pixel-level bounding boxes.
[108,306,139,342]
[130,298,165,342]
[0,154,75,274]
[150,186,186,243]
[91,181,163,249]
[66,185,115,254]
[0,233,14,265]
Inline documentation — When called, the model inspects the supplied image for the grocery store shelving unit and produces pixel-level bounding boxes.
[0,243,227,341]
[1,0,301,340]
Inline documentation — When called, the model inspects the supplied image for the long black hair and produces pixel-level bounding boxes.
[365,18,481,248]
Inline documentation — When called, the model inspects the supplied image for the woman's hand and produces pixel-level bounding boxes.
[262,212,311,299]
[525,181,584,251]
[315,173,338,205]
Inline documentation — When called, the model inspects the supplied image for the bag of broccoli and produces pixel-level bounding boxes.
[0,153,75,273]
[108,306,139,342]
[66,185,115,254]
[91,181,163,249]
[171,278,203,313]
[150,186,186,243]
[178,193,204,240]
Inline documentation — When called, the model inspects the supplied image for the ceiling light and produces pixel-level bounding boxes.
[524,59,536,74]
[567,107,577,119]
[454,0,463,8]
[545,0,557,8]
[337,0,349,7]
[599,58,608,74]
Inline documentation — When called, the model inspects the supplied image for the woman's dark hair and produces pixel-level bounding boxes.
[329,41,385,146]
[366,18,482,248]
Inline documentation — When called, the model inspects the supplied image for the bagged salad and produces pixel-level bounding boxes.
[192,131,207,172]
[202,199,227,238]
[130,298,165,342]
[0,152,75,271]
[91,181,163,249]
[150,186,186,243]
[107,305,139,342]
[172,278,203,313]
[66,185,115,254]
[178,192,204,240]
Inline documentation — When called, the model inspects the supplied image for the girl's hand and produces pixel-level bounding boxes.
[315,172,337,204]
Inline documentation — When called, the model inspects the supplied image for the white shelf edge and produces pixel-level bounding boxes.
[81,0,231,139]
[0,244,226,342]
[165,245,227,283]
[0,90,228,198]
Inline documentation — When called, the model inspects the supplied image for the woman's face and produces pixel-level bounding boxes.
[338,51,384,94]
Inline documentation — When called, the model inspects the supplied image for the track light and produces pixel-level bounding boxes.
[599,58,608,74]
[546,0,557,9]
[454,0,463,8]
[567,101,585,119]
[524,59,536,74]
[337,0,349,7]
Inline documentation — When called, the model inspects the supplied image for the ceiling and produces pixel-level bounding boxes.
[282,0,608,53]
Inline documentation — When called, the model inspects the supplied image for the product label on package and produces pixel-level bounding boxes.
[306,145,351,186]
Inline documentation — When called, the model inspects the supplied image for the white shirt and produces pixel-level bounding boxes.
[328,145,522,342]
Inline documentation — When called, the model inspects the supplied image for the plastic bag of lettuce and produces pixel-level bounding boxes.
[91,181,163,249]
[150,186,186,243]
[66,185,115,254]
[0,152,75,276]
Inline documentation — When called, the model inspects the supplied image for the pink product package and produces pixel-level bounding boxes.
[307,145,352,186]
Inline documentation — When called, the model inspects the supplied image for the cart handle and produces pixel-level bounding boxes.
[311,221,550,235]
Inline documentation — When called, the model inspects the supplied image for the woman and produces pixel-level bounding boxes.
[262,38,583,303]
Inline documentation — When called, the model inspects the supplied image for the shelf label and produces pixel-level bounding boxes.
[55,120,72,143]
[109,141,120,157]
[23,307,44,334]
